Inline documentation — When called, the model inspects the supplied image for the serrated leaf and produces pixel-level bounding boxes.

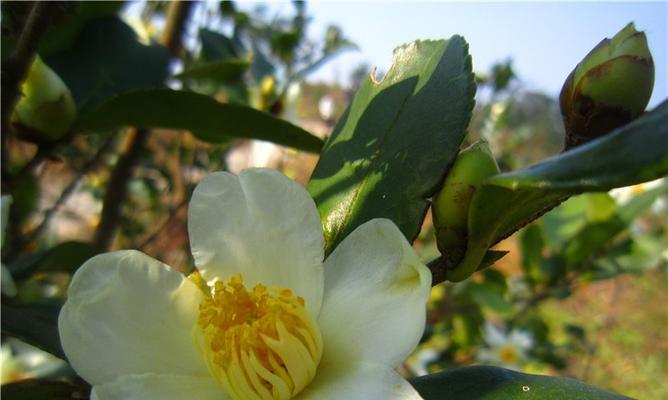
[45,17,170,114]
[0,379,90,400]
[76,89,323,153]
[307,38,475,253]
[446,100,668,281]
[410,366,630,399]
[1,303,64,359]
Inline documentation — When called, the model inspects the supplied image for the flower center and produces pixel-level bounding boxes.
[498,344,519,365]
[196,274,322,400]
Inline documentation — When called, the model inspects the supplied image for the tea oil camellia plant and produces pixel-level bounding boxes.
[1,2,666,399]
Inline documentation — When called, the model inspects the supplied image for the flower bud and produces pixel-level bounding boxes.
[560,23,654,149]
[11,55,76,142]
[432,140,500,268]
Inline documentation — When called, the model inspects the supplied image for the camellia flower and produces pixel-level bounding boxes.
[58,169,431,400]
[476,322,533,371]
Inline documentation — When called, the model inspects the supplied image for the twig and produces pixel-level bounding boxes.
[137,198,189,250]
[22,137,115,248]
[1,2,61,177]
[93,128,148,250]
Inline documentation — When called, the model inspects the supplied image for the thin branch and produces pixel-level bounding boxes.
[22,137,115,248]
[137,198,189,250]
[93,128,148,250]
[1,1,61,177]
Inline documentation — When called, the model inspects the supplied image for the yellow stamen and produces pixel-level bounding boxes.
[196,274,322,400]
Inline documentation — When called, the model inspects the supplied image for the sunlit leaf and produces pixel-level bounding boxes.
[446,101,668,281]
[308,38,475,254]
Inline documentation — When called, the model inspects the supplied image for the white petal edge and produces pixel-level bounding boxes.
[188,168,324,315]
[318,219,431,368]
[58,250,208,385]
[297,362,422,400]
[90,373,226,400]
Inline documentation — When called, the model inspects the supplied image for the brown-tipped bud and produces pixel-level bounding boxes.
[560,23,654,149]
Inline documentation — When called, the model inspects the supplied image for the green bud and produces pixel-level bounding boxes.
[432,140,500,267]
[560,22,654,149]
[11,55,76,142]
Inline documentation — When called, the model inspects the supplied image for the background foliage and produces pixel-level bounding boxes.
[1,2,666,399]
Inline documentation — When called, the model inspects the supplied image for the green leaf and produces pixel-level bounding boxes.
[1,379,90,400]
[200,28,240,61]
[307,38,475,253]
[469,282,512,316]
[410,366,630,399]
[45,17,170,114]
[520,224,546,284]
[174,59,250,84]
[8,241,99,281]
[76,88,324,153]
[563,185,665,268]
[1,303,64,359]
[446,100,668,281]
[38,1,124,56]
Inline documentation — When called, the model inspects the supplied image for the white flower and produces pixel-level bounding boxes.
[58,169,432,400]
[477,322,533,371]
[1,339,66,384]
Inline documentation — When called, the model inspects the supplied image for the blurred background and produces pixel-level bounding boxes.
[1,1,666,398]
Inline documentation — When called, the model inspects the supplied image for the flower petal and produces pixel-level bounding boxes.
[188,169,324,315]
[318,219,431,368]
[298,362,422,400]
[58,250,207,385]
[91,373,226,400]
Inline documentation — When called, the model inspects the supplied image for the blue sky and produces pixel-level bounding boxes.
[265,1,667,107]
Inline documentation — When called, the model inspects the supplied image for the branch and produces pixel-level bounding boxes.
[22,137,114,248]
[137,198,188,250]
[92,1,195,250]
[1,2,63,177]
[93,128,148,249]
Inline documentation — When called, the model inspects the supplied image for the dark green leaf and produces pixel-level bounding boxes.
[1,303,64,359]
[8,241,99,281]
[410,366,630,399]
[251,40,275,82]
[76,89,323,153]
[307,38,475,253]
[45,17,170,114]
[1,379,90,400]
[174,59,250,84]
[446,101,668,281]
[200,29,240,61]
[39,1,124,56]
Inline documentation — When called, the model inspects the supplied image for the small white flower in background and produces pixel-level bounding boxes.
[58,168,431,400]
[477,322,533,371]
[609,178,666,209]
[1,195,17,297]
[1,339,67,384]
